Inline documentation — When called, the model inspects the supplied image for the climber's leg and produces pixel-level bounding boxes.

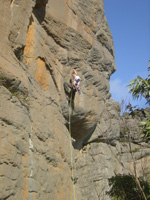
[72,89,76,101]
[64,82,71,96]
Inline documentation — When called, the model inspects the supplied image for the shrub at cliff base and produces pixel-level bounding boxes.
[106,174,150,200]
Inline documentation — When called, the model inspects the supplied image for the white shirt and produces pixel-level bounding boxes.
[74,75,81,86]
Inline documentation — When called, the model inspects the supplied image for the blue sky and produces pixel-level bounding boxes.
[104,0,149,110]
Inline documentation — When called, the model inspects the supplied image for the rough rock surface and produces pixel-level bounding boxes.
[75,105,150,199]
[0,0,150,200]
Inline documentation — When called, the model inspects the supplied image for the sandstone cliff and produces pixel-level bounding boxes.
[0,0,150,200]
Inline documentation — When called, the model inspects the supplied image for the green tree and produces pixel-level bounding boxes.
[128,66,150,140]
[128,67,150,105]
[107,174,150,200]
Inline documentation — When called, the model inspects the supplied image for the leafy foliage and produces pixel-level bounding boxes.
[139,117,150,140]
[128,67,150,105]
[107,174,150,200]
[128,66,150,140]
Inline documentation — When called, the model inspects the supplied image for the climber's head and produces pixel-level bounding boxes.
[72,69,77,77]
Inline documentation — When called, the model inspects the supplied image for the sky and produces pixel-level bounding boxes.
[104,0,149,111]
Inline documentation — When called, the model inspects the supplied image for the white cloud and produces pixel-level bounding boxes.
[110,78,147,109]
[110,78,130,101]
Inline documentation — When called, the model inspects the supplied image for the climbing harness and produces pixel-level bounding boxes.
[68,90,76,200]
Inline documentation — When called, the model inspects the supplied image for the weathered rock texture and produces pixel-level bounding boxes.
[0,0,150,200]
[75,105,150,199]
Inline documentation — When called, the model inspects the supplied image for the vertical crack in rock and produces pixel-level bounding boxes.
[28,124,36,200]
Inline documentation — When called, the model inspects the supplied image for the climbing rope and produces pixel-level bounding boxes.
[68,90,76,200]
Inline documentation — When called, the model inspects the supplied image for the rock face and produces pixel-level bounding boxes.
[75,105,150,199]
[0,0,150,200]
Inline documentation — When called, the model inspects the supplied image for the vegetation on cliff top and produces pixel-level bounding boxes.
[128,66,150,141]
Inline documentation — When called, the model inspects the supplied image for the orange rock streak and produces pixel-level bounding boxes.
[35,58,50,90]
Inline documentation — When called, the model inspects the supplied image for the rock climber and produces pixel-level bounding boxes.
[72,69,81,95]
[64,69,81,101]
